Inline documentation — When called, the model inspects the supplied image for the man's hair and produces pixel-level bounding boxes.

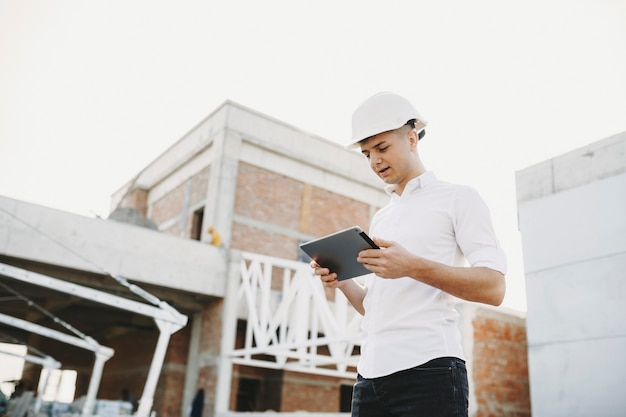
[358,119,426,146]
[406,119,426,140]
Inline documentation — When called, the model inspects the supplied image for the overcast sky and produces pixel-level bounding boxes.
[1,0,625,313]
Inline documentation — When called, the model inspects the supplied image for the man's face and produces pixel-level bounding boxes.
[359,126,419,194]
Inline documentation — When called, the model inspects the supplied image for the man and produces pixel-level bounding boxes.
[312,92,506,417]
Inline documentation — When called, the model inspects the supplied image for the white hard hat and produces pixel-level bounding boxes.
[348,92,428,148]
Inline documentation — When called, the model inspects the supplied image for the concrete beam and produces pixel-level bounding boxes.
[0,195,227,297]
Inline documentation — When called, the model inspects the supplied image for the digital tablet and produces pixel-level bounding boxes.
[299,226,379,281]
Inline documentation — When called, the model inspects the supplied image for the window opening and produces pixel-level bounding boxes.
[340,384,353,412]
[236,378,260,411]
[191,208,204,241]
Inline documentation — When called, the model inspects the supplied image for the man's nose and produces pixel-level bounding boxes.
[370,153,381,167]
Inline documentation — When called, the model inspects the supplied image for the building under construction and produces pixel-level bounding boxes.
[0,101,530,417]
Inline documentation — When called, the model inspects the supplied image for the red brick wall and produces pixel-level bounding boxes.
[151,166,210,234]
[95,324,191,417]
[151,182,187,226]
[99,330,158,402]
[230,364,283,412]
[22,330,190,417]
[235,162,304,231]
[228,323,352,413]
[189,167,210,208]
[308,187,373,236]
[156,325,192,417]
[280,371,343,412]
[156,363,187,417]
[231,222,300,260]
[232,162,373,259]
[120,188,149,217]
[195,299,225,417]
[472,310,530,417]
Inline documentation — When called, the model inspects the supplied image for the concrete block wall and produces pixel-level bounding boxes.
[515,131,626,203]
[516,132,626,417]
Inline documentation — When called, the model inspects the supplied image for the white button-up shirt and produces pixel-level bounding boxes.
[358,171,507,378]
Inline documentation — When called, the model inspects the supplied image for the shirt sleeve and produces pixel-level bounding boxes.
[452,186,507,274]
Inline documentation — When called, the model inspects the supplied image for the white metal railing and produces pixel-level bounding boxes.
[229,252,363,379]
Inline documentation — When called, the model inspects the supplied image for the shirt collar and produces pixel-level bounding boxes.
[384,171,437,196]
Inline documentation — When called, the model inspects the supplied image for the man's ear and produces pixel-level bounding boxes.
[407,128,419,151]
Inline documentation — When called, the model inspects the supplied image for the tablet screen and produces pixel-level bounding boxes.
[299,226,378,280]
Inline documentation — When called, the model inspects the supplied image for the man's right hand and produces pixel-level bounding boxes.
[310,260,344,288]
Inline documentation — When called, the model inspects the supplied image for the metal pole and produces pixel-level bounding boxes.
[135,319,178,417]
[34,364,53,414]
[81,350,113,417]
